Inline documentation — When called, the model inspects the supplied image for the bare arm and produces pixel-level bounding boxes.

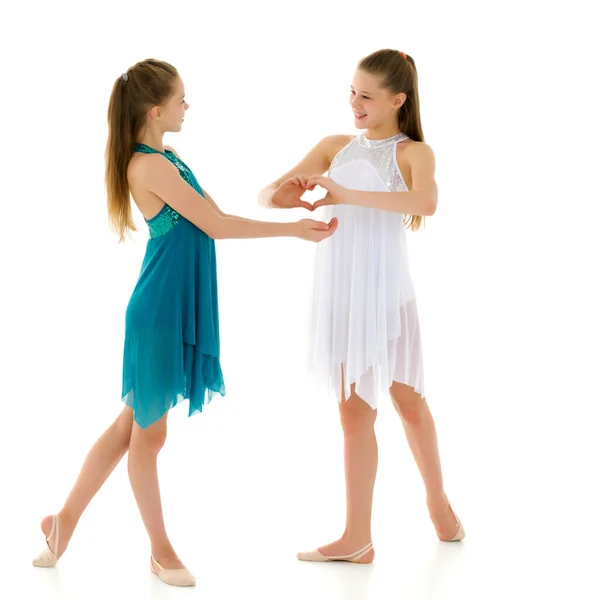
[258,135,352,209]
[309,142,438,216]
[135,154,337,241]
[165,145,228,217]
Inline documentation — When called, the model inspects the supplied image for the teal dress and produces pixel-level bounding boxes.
[121,143,225,428]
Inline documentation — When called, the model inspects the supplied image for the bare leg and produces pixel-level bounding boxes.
[40,406,134,558]
[127,413,185,570]
[318,381,377,563]
[390,382,459,540]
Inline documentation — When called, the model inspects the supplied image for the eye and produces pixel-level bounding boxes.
[362,96,371,100]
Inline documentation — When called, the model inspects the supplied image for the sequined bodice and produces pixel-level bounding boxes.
[329,132,409,192]
[133,143,199,239]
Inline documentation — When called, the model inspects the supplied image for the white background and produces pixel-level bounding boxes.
[1,0,599,598]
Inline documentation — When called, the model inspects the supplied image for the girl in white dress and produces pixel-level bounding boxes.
[259,49,464,563]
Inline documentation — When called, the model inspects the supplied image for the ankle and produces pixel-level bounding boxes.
[342,530,372,545]
[151,542,177,558]
[57,509,79,531]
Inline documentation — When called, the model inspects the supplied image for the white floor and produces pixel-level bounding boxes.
[4,356,599,600]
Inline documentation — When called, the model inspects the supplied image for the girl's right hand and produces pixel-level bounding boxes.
[292,218,338,242]
[271,175,314,210]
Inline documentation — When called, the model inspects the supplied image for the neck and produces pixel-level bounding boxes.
[137,128,166,152]
[365,123,402,140]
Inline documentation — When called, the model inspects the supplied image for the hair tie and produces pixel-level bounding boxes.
[400,52,407,59]
[121,72,129,82]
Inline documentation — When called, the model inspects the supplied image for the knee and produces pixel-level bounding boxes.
[339,397,377,435]
[130,419,167,454]
[391,386,424,424]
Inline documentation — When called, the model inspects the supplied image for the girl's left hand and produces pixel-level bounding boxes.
[306,175,347,209]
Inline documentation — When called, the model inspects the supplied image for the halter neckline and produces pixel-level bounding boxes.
[356,132,408,148]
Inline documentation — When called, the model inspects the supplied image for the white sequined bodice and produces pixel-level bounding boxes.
[329,132,409,193]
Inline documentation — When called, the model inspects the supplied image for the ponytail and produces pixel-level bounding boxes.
[105,75,136,242]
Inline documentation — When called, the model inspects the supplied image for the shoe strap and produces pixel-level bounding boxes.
[329,542,373,561]
[448,505,461,536]
[47,515,60,557]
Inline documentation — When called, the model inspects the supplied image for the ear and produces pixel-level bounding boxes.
[149,106,161,121]
[394,92,407,110]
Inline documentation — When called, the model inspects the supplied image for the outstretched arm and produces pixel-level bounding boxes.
[133,153,337,242]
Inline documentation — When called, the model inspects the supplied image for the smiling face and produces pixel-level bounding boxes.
[350,69,406,132]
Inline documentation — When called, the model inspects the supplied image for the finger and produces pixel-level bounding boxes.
[299,200,315,211]
[298,174,309,188]
[309,220,331,231]
[312,198,331,210]
[314,221,332,230]
[286,176,303,187]
[307,175,326,187]
[308,182,329,194]
[304,177,318,190]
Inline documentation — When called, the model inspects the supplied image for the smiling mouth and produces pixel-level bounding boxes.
[354,111,367,119]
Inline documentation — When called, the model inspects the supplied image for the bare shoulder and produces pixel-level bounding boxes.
[398,140,435,165]
[127,153,177,188]
[321,134,355,162]
[127,151,168,185]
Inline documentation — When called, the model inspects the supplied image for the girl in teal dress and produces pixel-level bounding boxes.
[32,59,338,587]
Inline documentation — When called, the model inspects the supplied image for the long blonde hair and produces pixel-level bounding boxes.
[105,59,178,242]
[359,49,425,232]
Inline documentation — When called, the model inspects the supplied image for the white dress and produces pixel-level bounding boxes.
[310,132,425,409]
